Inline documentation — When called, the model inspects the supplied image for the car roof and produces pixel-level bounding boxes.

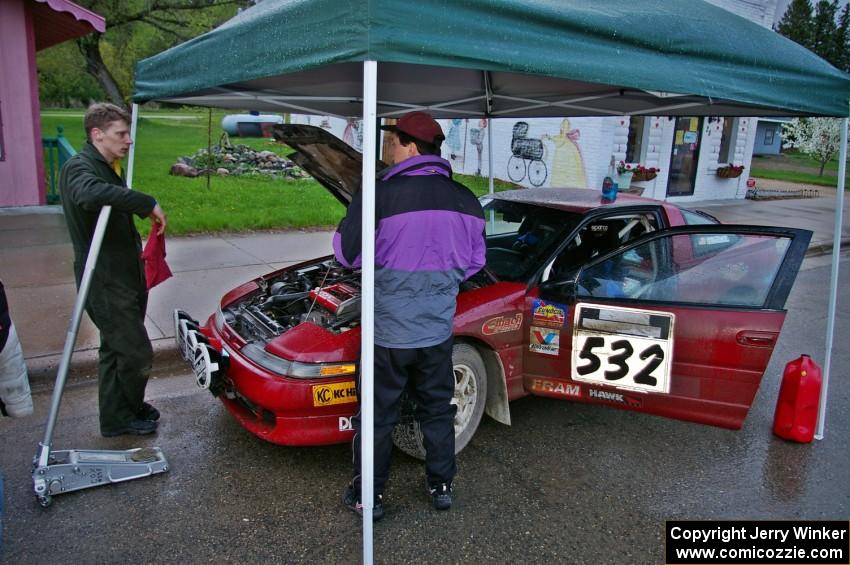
[489,187,671,214]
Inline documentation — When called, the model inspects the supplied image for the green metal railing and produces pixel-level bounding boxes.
[42,126,77,204]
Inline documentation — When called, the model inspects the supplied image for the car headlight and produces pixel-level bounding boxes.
[240,343,356,379]
[214,308,226,332]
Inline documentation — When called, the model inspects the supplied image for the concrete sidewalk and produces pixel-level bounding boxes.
[1,192,848,384]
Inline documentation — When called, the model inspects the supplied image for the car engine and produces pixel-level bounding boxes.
[222,259,496,343]
[222,260,361,342]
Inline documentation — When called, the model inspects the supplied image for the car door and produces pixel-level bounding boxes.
[523,224,811,429]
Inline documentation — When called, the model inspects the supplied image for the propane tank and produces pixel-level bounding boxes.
[772,354,822,443]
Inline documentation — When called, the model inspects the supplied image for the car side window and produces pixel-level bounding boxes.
[544,213,659,282]
[576,232,792,307]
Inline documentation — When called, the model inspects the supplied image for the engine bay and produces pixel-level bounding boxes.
[222,259,496,344]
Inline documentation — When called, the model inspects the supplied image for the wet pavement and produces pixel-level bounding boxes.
[0,252,848,564]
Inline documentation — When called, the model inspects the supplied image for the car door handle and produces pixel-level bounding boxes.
[736,331,777,347]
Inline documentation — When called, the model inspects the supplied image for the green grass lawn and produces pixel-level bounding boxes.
[41,109,515,236]
[750,151,850,187]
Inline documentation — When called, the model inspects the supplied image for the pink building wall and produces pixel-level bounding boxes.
[0,0,47,207]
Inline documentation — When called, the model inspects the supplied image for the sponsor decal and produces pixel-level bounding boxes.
[531,378,581,398]
[312,381,358,407]
[339,416,353,431]
[588,387,643,408]
[482,313,523,335]
[529,326,559,356]
[532,299,567,329]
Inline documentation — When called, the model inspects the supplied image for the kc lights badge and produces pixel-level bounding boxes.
[531,299,567,329]
[529,326,559,356]
[312,381,358,407]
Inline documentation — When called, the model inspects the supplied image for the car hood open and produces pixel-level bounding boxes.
[272,123,387,207]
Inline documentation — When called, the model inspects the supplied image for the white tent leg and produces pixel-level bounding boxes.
[360,60,377,564]
[815,116,847,440]
[127,103,139,188]
[487,118,495,230]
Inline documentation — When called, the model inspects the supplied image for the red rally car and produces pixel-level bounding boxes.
[175,124,811,459]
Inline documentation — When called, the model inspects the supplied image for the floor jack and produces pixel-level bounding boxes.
[32,200,169,507]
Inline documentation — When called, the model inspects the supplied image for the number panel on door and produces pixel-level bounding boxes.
[571,304,674,394]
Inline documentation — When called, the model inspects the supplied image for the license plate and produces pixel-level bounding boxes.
[190,337,220,390]
[571,304,674,394]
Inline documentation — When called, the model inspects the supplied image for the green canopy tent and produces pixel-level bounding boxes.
[134,0,849,118]
[122,1,850,559]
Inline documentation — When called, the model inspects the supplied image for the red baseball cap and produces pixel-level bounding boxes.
[381,111,445,146]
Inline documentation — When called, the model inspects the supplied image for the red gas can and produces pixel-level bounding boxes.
[772,355,822,442]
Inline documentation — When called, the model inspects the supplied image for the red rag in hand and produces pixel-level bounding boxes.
[142,225,173,290]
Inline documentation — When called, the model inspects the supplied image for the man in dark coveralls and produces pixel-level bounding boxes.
[59,103,167,437]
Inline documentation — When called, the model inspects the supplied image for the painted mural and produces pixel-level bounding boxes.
[507,121,548,187]
[547,118,587,188]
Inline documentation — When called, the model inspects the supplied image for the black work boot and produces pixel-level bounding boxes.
[343,482,384,521]
[427,481,453,511]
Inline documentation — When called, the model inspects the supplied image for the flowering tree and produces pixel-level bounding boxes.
[782,117,846,176]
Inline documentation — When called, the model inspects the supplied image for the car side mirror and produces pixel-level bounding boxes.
[539,278,577,304]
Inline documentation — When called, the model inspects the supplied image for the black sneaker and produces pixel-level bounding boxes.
[137,402,160,422]
[101,419,158,437]
[343,483,384,521]
[427,481,453,510]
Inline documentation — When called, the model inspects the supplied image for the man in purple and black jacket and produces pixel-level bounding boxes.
[334,111,486,519]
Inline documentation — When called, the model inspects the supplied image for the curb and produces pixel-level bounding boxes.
[805,237,850,257]
[26,337,185,389]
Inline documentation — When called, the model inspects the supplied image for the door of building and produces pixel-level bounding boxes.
[667,117,703,197]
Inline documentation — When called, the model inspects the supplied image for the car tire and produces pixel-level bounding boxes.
[392,343,488,460]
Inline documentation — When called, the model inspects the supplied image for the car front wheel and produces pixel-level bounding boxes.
[392,343,488,460]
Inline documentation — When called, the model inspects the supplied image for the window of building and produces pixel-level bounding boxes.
[763,127,775,146]
[625,117,646,163]
[718,117,738,164]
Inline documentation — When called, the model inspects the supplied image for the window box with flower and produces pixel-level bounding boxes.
[616,161,658,188]
[716,164,745,178]
[631,164,660,182]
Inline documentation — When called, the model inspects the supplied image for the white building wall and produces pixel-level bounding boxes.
[703,0,779,29]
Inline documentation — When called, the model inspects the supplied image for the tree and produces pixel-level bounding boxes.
[775,0,850,72]
[833,3,850,70]
[776,0,815,50]
[811,1,840,63]
[782,118,845,176]
[39,1,249,108]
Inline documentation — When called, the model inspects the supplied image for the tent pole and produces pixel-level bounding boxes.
[360,60,377,564]
[487,118,495,230]
[127,104,139,188]
[815,116,847,440]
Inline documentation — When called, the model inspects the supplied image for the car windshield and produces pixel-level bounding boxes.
[482,199,582,281]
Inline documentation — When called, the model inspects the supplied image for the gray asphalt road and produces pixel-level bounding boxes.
[1,253,848,564]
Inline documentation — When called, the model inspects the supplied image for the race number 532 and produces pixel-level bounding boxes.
[571,305,674,394]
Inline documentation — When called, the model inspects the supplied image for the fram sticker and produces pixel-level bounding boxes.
[482,313,523,335]
[532,299,567,328]
[312,381,358,407]
[529,326,559,356]
[531,378,581,398]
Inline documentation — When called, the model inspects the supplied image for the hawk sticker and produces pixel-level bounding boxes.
[531,299,567,329]
[530,326,559,356]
